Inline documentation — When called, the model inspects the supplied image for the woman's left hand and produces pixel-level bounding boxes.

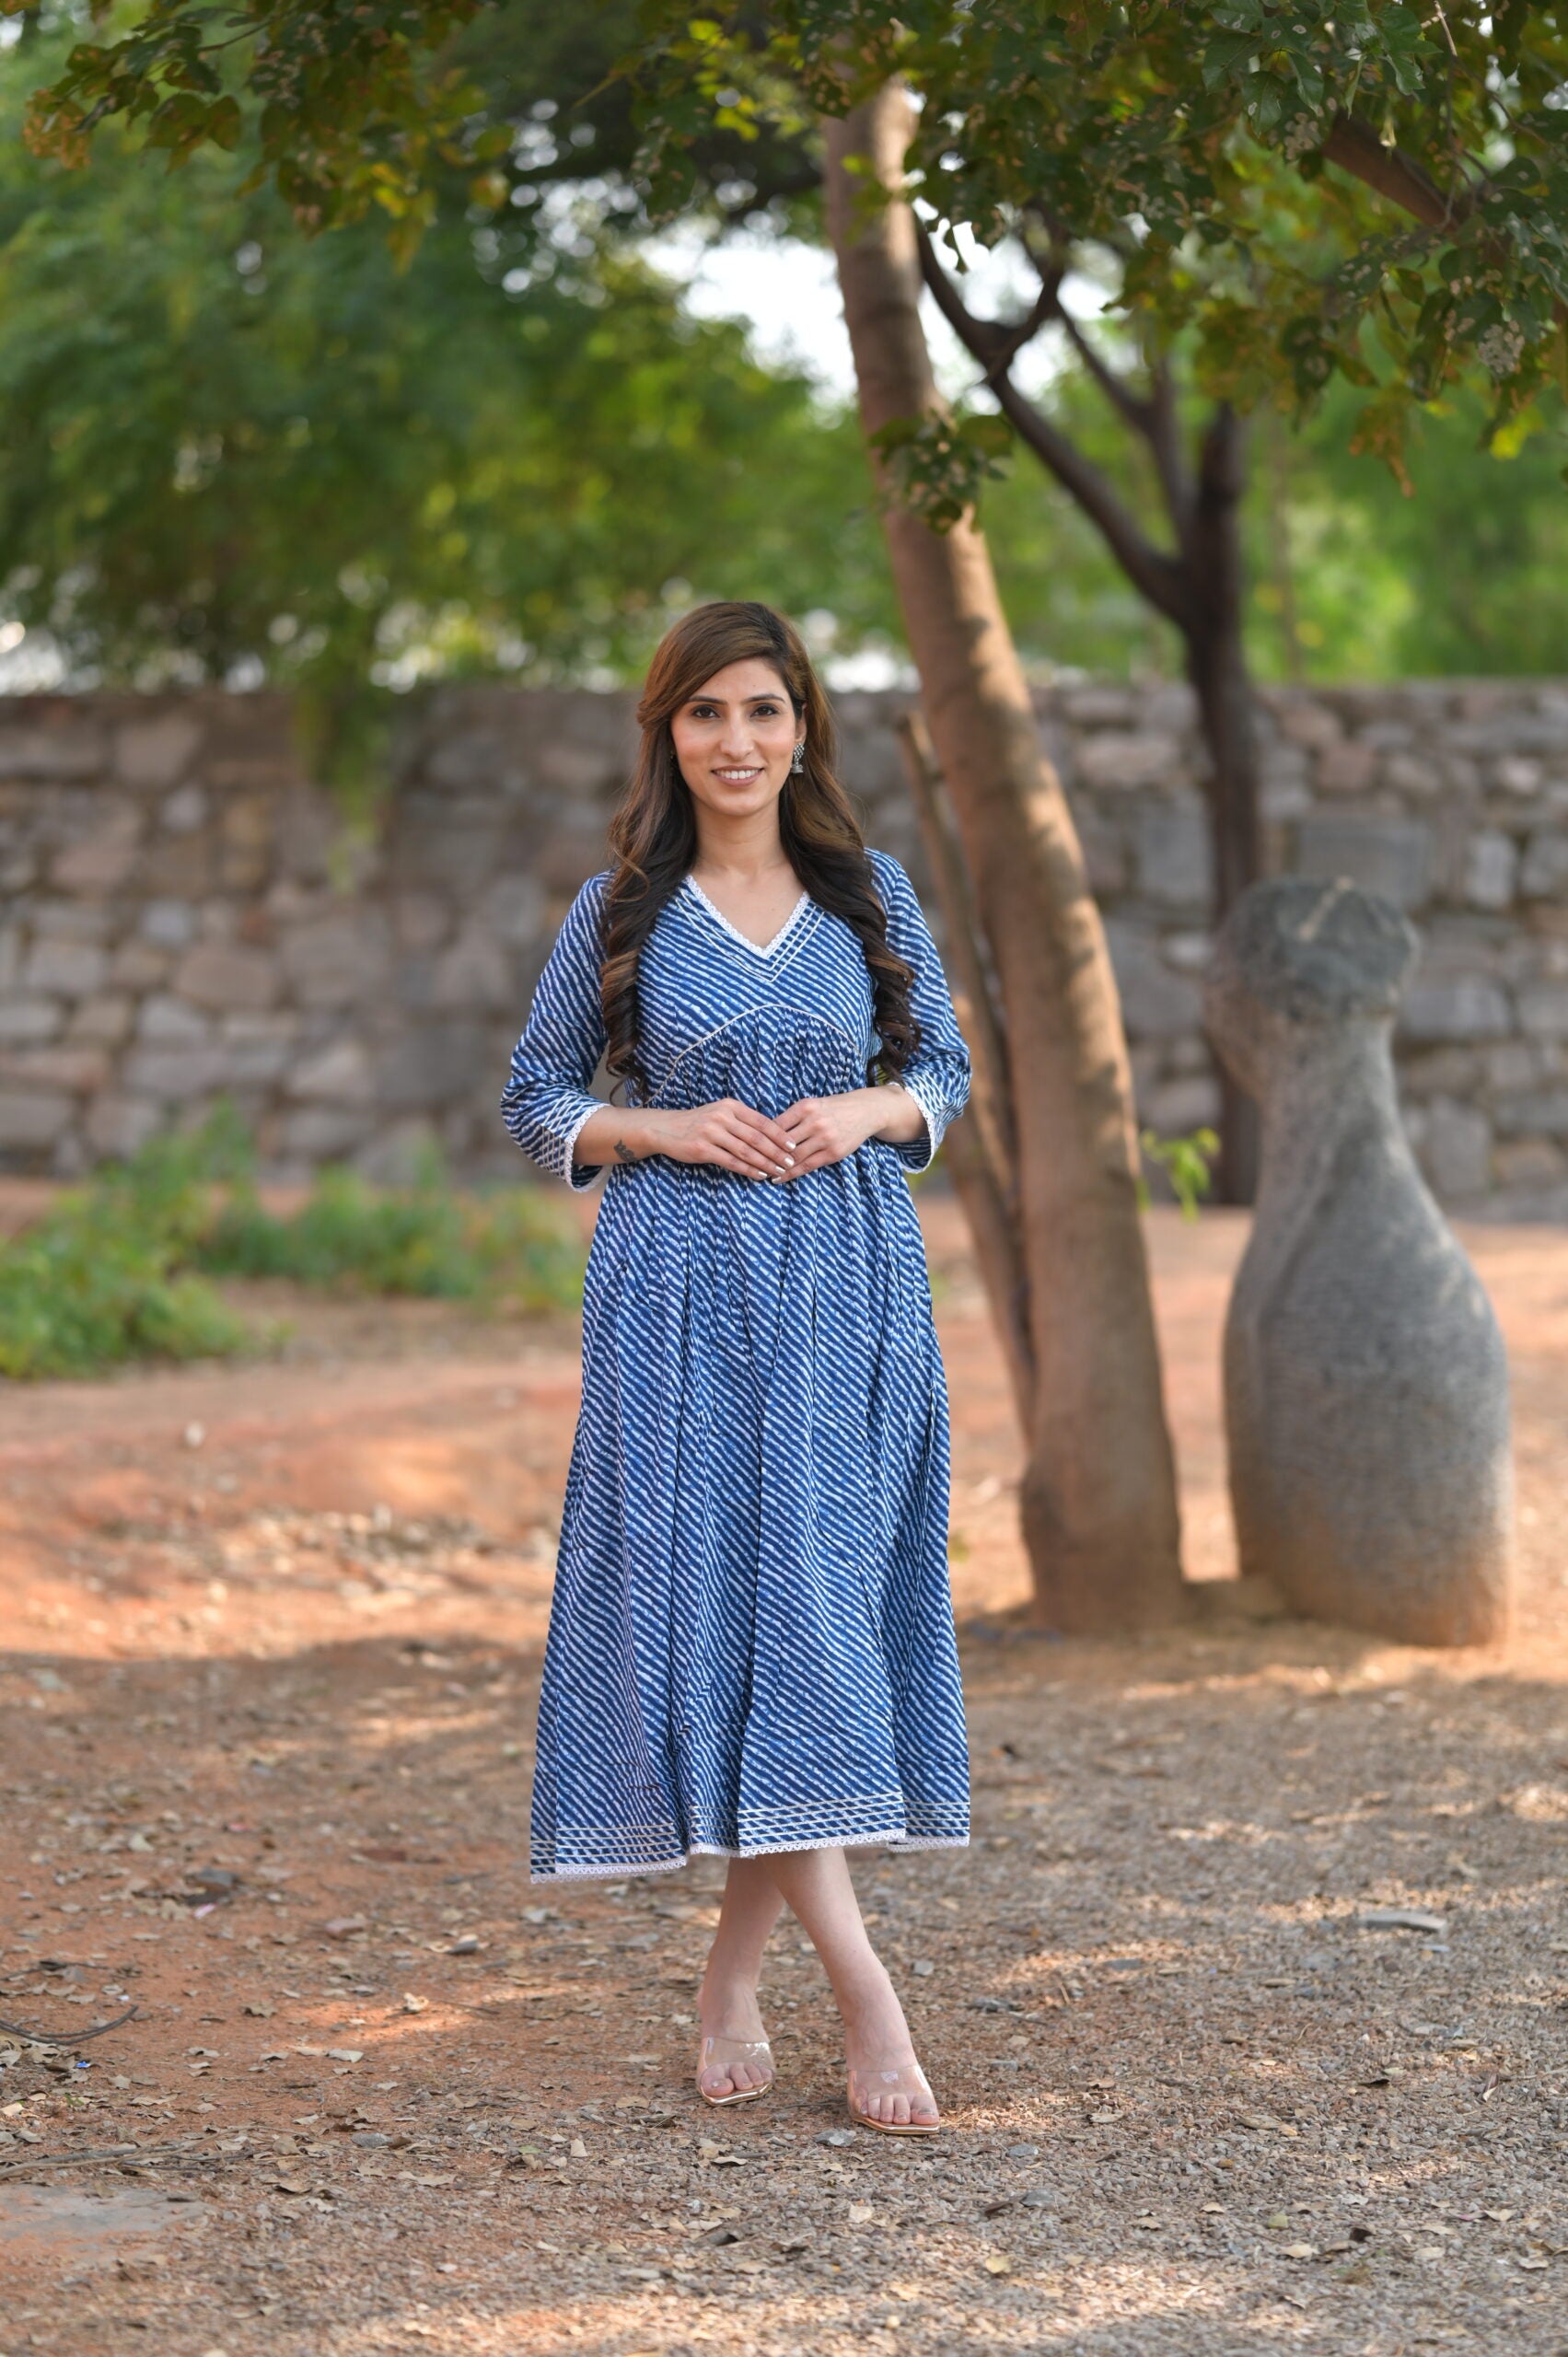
[773,1086,910,1178]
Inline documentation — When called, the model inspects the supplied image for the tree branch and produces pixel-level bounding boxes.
[914,218,1054,384]
[993,373,1191,627]
[914,224,1190,626]
[1318,112,1470,230]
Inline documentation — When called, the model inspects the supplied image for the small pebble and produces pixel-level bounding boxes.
[1006,2142,1040,2161]
[816,2130,854,2148]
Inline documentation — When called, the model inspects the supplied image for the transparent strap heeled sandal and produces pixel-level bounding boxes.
[696,2033,775,2107]
[847,2055,941,2137]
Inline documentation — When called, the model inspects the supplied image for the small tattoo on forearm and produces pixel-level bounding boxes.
[612,1137,640,1164]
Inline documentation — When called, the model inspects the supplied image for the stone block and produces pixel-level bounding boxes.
[174,940,281,1013]
[0,719,106,779]
[137,994,212,1044]
[1141,1074,1222,1134]
[0,1044,110,1092]
[391,892,454,952]
[1276,699,1343,751]
[66,995,135,1047]
[215,795,274,890]
[1485,1039,1539,1092]
[474,873,545,950]
[137,831,214,896]
[1075,730,1182,791]
[1399,1045,1481,1097]
[1294,813,1433,909]
[1495,756,1542,797]
[1464,830,1518,911]
[0,999,64,1043]
[1135,807,1211,906]
[378,1020,490,1109]
[286,1037,375,1102]
[1493,1088,1568,1138]
[532,825,612,897]
[1316,739,1377,794]
[433,922,513,1010]
[114,711,203,789]
[1517,980,1568,1039]
[1422,1097,1493,1199]
[218,1039,292,1087]
[50,802,144,894]
[111,941,172,989]
[1074,809,1127,898]
[352,1119,446,1187]
[1061,687,1137,726]
[1400,976,1512,1042]
[1103,921,1204,1039]
[1520,831,1568,900]
[122,1045,234,1101]
[221,1009,300,1044]
[1385,752,1442,798]
[1160,930,1214,975]
[279,907,393,1007]
[280,1104,375,1158]
[158,784,208,834]
[23,937,107,996]
[1494,1136,1566,1189]
[85,1095,165,1159]
[140,899,198,947]
[0,1090,74,1147]
[33,897,115,941]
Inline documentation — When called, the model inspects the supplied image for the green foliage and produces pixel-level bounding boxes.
[0,24,896,699]
[627,2,1568,480]
[1137,1127,1221,1223]
[1254,380,1568,679]
[0,1110,256,1378]
[0,1105,587,1381]
[199,1161,587,1309]
[868,412,1013,534]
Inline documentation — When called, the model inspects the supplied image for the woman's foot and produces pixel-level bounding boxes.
[842,1973,940,2131]
[847,2052,940,2132]
[695,1979,773,2104]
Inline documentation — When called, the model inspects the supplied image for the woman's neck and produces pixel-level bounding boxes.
[690,819,794,887]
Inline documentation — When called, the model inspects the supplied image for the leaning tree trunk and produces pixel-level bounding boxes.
[1185,404,1262,1205]
[826,85,1184,1631]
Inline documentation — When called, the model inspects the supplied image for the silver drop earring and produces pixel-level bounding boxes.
[791,742,806,772]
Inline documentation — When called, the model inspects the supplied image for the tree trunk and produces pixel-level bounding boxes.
[1185,405,1262,1205]
[825,85,1184,1632]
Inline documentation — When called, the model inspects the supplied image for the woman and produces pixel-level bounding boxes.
[500,600,972,2136]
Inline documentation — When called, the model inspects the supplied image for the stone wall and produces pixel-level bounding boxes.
[1,680,1565,1216]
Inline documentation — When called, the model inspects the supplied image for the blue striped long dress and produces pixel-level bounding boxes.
[500,846,973,1884]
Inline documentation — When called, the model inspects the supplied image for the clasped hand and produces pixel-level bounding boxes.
[664,1089,892,1182]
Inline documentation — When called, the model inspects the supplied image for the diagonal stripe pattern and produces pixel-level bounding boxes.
[500,849,974,1883]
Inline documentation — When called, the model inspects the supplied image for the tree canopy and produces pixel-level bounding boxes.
[21,1,1568,485]
[0,24,900,697]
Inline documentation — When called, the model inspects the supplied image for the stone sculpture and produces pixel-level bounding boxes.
[1204,877,1513,1645]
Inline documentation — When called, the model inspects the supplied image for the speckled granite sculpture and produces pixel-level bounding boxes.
[1204,877,1513,1644]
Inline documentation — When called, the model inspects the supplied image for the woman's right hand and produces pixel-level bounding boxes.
[654,1098,797,1181]
[573,1097,798,1180]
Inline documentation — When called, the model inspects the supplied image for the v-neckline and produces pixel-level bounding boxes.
[682,872,812,959]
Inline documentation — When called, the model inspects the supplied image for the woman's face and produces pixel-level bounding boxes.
[668,658,806,826]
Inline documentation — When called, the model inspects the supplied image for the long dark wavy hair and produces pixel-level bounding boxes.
[598,600,921,1106]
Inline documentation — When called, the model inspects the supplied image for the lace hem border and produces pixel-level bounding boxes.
[528,1827,970,1886]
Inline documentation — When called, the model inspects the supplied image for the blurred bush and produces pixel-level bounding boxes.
[0,1105,587,1380]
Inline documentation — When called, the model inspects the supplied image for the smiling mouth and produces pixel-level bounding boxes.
[714,767,763,783]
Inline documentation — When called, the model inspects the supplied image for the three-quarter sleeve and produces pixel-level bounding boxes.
[868,846,973,1174]
[500,870,612,1191]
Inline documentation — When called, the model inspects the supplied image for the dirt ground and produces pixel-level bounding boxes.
[2,1190,1566,2357]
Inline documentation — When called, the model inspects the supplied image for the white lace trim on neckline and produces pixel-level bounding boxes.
[682,872,812,958]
